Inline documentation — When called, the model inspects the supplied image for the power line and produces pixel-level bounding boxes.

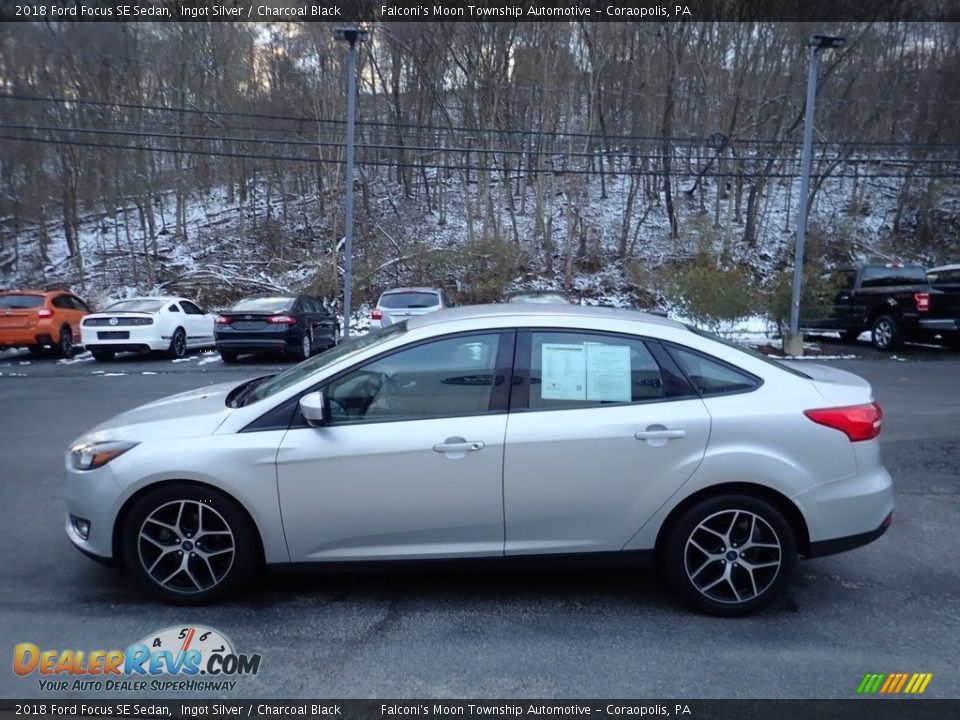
[5,92,960,152]
[2,133,956,180]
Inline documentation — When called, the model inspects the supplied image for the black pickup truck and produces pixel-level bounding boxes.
[804,264,960,351]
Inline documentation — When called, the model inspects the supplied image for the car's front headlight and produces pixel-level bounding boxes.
[70,441,139,470]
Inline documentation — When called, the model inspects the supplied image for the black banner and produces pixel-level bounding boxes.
[1,0,959,23]
[1,701,959,720]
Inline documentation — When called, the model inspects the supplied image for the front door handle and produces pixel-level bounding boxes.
[634,430,685,440]
[433,436,485,455]
[634,426,685,448]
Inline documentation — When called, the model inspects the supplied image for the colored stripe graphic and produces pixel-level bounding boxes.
[857,673,932,694]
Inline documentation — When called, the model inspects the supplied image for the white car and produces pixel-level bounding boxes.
[81,296,215,360]
[64,305,892,615]
[369,287,454,330]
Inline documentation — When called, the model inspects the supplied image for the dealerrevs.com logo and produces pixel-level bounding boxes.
[13,625,261,692]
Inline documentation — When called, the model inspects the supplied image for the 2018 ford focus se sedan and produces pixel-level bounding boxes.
[64,305,893,615]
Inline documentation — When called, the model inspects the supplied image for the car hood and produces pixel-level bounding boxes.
[73,381,240,444]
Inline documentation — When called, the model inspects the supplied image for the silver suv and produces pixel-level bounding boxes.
[369,287,454,329]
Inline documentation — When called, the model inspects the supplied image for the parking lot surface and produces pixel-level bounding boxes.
[1,347,958,699]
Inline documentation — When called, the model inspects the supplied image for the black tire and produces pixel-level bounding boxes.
[946,337,960,351]
[840,329,861,343]
[57,325,75,358]
[167,327,187,359]
[218,349,238,363]
[120,483,259,605]
[871,314,901,351]
[661,494,797,617]
[91,349,115,362]
[296,331,312,361]
[28,345,48,357]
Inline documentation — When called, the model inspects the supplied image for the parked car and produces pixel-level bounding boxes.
[804,263,960,350]
[64,305,892,616]
[926,264,960,288]
[369,287,453,329]
[0,289,90,357]
[81,296,215,360]
[506,290,571,304]
[214,294,339,362]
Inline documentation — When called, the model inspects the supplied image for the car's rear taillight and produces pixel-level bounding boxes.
[914,292,930,312]
[804,402,883,442]
[36,308,53,318]
[371,309,383,320]
[266,314,296,325]
[215,315,232,325]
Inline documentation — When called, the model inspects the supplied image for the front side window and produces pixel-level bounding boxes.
[326,333,507,423]
[522,331,685,410]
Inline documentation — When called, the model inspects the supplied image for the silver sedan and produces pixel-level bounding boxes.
[64,305,893,615]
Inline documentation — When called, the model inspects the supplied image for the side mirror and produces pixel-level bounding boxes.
[299,391,326,427]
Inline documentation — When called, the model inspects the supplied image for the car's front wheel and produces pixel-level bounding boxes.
[661,494,797,617]
[121,483,259,604]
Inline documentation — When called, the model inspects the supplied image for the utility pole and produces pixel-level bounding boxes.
[786,34,845,357]
[333,28,368,338]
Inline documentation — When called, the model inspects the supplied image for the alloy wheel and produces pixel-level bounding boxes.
[683,509,782,605]
[137,500,236,595]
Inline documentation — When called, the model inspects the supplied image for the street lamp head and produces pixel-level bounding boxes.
[333,28,369,45]
[810,35,846,50]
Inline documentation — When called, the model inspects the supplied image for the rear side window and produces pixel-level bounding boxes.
[520,331,691,411]
[379,292,440,309]
[666,345,760,396]
[52,295,72,309]
[0,294,44,309]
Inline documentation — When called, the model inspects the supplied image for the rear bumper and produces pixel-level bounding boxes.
[0,327,56,348]
[918,318,960,334]
[81,327,168,351]
[215,337,299,354]
[806,512,893,558]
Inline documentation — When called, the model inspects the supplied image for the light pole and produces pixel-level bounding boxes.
[786,34,845,357]
[333,27,368,339]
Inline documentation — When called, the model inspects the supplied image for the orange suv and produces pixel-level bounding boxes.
[0,289,91,357]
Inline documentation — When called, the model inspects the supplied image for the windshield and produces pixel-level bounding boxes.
[229,296,293,313]
[684,325,811,379]
[105,299,166,313]
[241,323,408,406]
[379,292,440,309]
[509,292,568,304]
[0,294,44,309]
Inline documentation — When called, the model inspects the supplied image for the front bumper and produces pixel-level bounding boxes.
[64,463,123,562]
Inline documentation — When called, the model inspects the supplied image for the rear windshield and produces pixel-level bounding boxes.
[379,292,440,309]
[0,294,44,309]
[105,300,165,313]
[229,297,293,313]
[509,292,569,304]
[860,267,927,287]
[684,325,811,379]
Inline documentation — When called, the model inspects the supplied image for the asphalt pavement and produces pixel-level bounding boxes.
[0,343,957,699]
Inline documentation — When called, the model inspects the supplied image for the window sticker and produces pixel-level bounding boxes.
[585,343,632,402]
[541,343,586,400]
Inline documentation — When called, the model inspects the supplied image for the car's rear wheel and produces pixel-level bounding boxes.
[167,327,187,359]
[871,315,901,351]
[91,349,115,362]
[121,483,258,604]
[28,345,48,357]
[661,494,797,617]
[218,349,238,363]
[58,325,75,358]
[297,332,312,361]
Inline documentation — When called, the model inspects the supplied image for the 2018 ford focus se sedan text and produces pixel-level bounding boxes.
[64,306,893,615]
